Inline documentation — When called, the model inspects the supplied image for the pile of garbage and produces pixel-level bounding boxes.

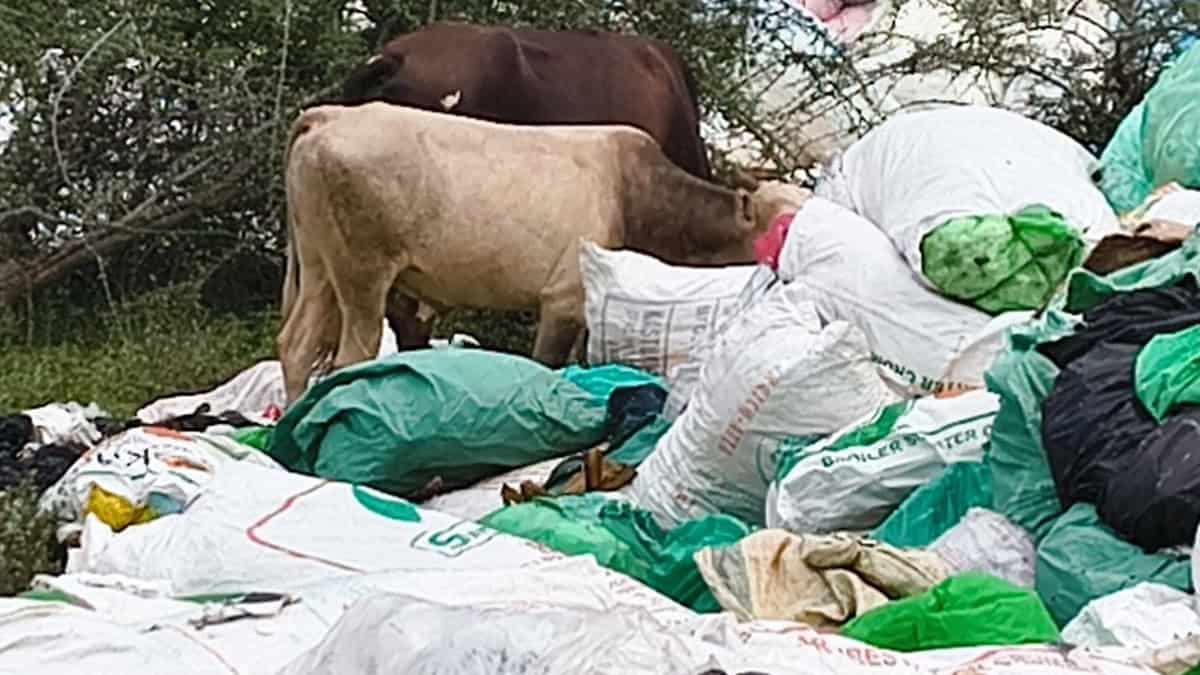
[3,46,1200,675]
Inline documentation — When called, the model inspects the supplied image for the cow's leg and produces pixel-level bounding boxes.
[567,327,589,364]
[385,288,435,350]
[532,254,584,367]
[328,263,395,373]
[277,274,340,405]
[532,308,582,368]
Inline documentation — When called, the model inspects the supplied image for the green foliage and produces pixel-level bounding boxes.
[0,483,63,597]
[433,308,536,357]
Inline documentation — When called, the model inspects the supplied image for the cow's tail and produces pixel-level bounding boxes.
[280,107,338,323]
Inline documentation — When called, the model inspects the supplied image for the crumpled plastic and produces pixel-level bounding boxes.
[22,402,105,451]
[842,573,1061,652]
[1062,582,1200,650]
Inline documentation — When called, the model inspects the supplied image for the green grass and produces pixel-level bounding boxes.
[0,483,63,596]
[2,298,280,418]
[0,284,536,595]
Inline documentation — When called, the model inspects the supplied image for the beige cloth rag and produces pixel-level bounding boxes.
[694,529,951,628]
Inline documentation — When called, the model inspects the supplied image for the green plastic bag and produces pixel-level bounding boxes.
[232,426,272,452]
[1036,503,1192,626]
[608,416,671,466]
[1136,324,1200,422]
[558,364,662,400]
[988,232,1200,542]
[841,573,1060,651]
[267,350,610,497]
[921,206,1086,314]
[984,328,1069,542]
[979,236,1200,624]
[480,494,752,612]
[870,461,993,549]
[1099,43,1200,215]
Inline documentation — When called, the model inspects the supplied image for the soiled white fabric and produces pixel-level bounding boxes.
[694,529,950,627]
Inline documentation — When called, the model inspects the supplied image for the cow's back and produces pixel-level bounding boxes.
[287,102,631,310]
[349,22,710,179]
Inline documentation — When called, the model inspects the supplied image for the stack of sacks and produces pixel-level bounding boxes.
[817,104,1120,315]
[869,236,1200,629]
[629,283,893,527]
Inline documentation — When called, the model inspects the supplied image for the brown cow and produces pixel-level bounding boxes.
[321,21,712,181]
[278,103,799,404]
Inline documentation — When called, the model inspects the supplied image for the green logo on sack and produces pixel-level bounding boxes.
[411,521,499,558]
[353,485,421,522]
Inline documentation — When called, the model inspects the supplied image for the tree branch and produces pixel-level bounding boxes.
[50,16,131,197]
[0,162,253,308]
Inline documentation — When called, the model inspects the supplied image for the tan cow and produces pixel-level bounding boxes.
[278,102,800,404]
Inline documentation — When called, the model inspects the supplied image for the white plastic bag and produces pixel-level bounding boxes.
[136,360,289,426]
[39,427,281,542]
[579,241,756,376]
[69,461,573,597]
[21,401,105,449]
[1,557,685,675]
[1063,583,1200,650]
[767,390,998,535]
[816,104,1120,274]
[776,195,1027,397]
[631,283,892,527]
[929,507,1037,590]
[1,566,1161,675]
